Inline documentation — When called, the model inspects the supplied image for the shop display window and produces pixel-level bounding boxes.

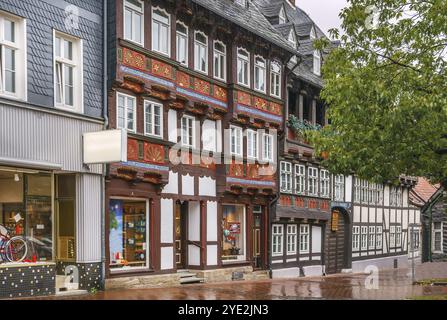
[109,199,148,271]
[222,205,246,262]
[0,168,53,263]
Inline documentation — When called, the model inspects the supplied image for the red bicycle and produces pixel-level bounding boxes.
[0,223,28,263]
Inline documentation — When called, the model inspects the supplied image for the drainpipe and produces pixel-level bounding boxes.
[100,0,109,291]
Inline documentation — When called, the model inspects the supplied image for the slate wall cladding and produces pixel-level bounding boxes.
[0,0,104,118]
[0,264,56,299]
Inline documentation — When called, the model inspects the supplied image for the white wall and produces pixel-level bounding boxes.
[345,175,353,202]
[168,109,177,143]
[160,247,174,270]
[160,198,174,243]
[207,201,218,242]
[207,245,218,266]
[312,226,322,254]
[188,201,201,242]
[199,177,216,197]
[182,174,195,196]
[162,171,178,194]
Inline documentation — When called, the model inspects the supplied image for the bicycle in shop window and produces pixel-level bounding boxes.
[0,214,29,263]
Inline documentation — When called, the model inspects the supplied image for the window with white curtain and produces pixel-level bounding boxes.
[181,115,195,148]
[247,130,258,160]
[117,92,136,132]
[308,167,318,196]
[320,169,330,198]
[230,125,243,156]
[194,31,208,74]
[262,133,273,162]
[254,56,266,93]
[144,100,163,138]
[152,7,170,55]
[299,224,309,253]
[237,48,250,86]
[287,225,297,255]
[295,165,305,194]
[272,225,283,256]
[213,41,226,81]
[270,61,281,98]
[124,0,144,45]
[176,21,188,65]
[280,162,292,193]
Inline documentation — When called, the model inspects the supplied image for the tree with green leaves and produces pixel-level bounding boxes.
[311,0,447,186]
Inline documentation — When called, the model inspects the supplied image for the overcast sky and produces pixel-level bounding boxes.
[297,0,348,37]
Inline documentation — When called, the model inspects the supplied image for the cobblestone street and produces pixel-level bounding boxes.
[40,263,447,300]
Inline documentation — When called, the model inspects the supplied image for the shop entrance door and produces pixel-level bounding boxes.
[175,202,187,269]
[252,206,263,269]
[326,209,350,274]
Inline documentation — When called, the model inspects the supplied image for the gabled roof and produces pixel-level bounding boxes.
[410,177,441,206]
[191,0,298,55]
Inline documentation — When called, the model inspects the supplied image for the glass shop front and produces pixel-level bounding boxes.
[222,205,246,262]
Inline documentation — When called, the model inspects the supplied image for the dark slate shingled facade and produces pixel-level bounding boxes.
[0,0,104,118]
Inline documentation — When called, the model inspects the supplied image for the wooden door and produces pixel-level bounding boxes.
[326,210,348,274]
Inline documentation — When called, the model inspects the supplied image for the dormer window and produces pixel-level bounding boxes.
[288,29,297,63]
[313,50,321,76]
[279,6,287,24]
[235,0,247,8]
[310,26,316,40]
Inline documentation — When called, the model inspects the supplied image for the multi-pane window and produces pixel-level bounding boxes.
[390,187,402,207]
[144,100,163,138]
[55,33,82,112]
[194,32,208,73]
[181,115,195,148]
[361,180,369,203]
[368,183,375,204]
[433,222,443,253]
[361,226,368,250]
[295,165,305,194]
[313,50,321,76]
[230,126,243,156]
[376,226,383,249]
[213,41,226,81]
[320,170,330,198]
[270,61,281,98]
[176,22,188,65]
[254,56,266,93]
[396,226,402,247]
[334,175,344,201]
[377,184,384,204]
[308,167,318,196]
[272,225,283,256]
[299,225,309,253]
[117,93,136,132]
[152,8,170,55]
[354,178,361,203]
[410,228,420,251]
[247,130,258,160]
[287,225,297,255]
[368,226,376,249]
[237,48,250,87]
[352,226,360,250]
[124,0,144,45]
[280,162,292,193]
[390,226,396,248]
[262,133,274,162]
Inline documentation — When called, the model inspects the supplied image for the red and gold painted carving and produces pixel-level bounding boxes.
[254,97,268,111]
[295,197,305,208]
[280,195,292,207]
[270,102,282,115]
[144,142,165,164]
[122,48,146,71]
[214,85,227,102]
[246,164,260,179]
[151,59,173,79]
[320,200,330,211]
[200,156,216,170]
[127,139,139,161]
[308,199,318,209]
[229,162,245,177]
[176,71,190,88]
[194,78,211,95]
[237,91,251,106]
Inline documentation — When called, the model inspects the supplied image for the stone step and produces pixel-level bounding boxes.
[178,272,198,278]
[56,289,88,297]
[180,276,205,284]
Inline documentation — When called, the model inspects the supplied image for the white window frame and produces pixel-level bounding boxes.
[151,7,171,56]
[280,162,292,193]
[213,40,226,81]
[230,125,243,157]
[123,0,144,46]
[279,6,287,24]
[262,133,274,162]
[144,100,163,138]
[270,61,281,98]
[246,129,258,160]
[390,226,396,248]
[237,48,250,87]
[116,92,137,133]
[308,167,318,196]
[272,224,284,256]
[376,226,383,249]
[354,178,361,203]
[254,55,266,93]
[361,180,369,204]
[202,120,218,153]
[181,115,196,148]
[361,226,368,250]
[287,225,297,255]
[194,31,208,74]
[313,50,321,76]
[295,164,305,195]
[368,226,376,250]
[54,30,83,113]
[320,169,330,198]
[176,21,188,66]
[288,30,297,63]
[396,225,402,247]
[299,224,310,254]
[433,222,443,253]
[352,226,360,251]
[334,175,344,201]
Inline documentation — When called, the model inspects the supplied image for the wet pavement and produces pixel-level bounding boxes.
[40,266,447,300]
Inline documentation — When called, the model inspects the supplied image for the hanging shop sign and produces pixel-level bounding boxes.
[331,210,340,232]
[83,129,128,164]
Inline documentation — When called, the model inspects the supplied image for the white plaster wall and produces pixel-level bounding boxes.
[384,186,390,206]
[216,120,222,153]
[188,201,201,241]
[168,109,178,143]
[162,171,178,194]
[160,198,174,243]
[370,209,376,223]
[345,175,353,202]
[391,209,396,223]
[312,226,322,254]
[361,206,368,223]
[377,208,383,223]
[188,245,201,266]
[160,247,174,270]
[182,174,195,196]
[207,245,218,266]
[199,176,216,197]
[403,188,409,207]
[202,120,216,152]
[207,201,218,242]
[354,206,361,223]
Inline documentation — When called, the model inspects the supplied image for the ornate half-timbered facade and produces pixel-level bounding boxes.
[105,0,296,287]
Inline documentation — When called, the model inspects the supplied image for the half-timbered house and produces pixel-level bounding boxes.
[105,0,297,288]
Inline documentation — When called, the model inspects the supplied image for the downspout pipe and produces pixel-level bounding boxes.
[100,0,109,291]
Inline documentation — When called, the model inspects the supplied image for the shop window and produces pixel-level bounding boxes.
[176,21,188,66]
[56,175,76,261]
[109,199,148,272]
[299,224,309,254]
[152,7,170,56]
[124,0,144,45]
[0,168,53,262]
[272,224,283,256]
[222,205,246,262]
